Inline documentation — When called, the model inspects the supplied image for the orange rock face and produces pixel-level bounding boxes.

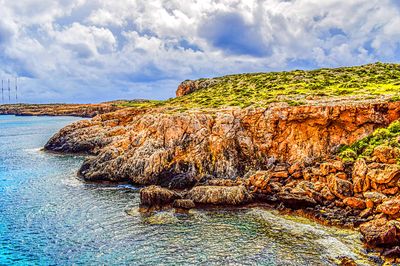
[45,101,400,184]
[377,199,400,216]
[176,80,198,97]
[343,197,366,209]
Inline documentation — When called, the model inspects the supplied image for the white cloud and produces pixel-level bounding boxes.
[0,0,400,103]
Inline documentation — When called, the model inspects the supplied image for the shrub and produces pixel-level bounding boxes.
[388,120,400,134]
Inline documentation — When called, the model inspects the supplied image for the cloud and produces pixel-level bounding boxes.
[198,11,270,57]
[0,0,400,103]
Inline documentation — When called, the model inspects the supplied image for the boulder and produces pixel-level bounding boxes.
[277,192,317,209]
[187,185,250,205]
[372,145,400,164]
[288,162,303,174]
[176,80,198,97]
[360,218,400,246]
[363,191,387,204]
[205,178,237,187]
[343,197,366,209]
[366,164,400,184]
[365,199,374,209]
[321,186,336,201]
[377,199,400,216]
[382,246,400,258]
[359,208,373,218]
[327,174,353,199]
[382,187,399,196]
[248,171,271,191]
[140,185,178,207]
[270,171,289,179]
[352,158,369,193]
[320,161,343,176]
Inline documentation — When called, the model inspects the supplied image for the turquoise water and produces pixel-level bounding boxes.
[0,115,372,265]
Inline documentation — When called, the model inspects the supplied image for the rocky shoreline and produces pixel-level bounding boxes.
[0,103,120,118]
[41,96,400,263]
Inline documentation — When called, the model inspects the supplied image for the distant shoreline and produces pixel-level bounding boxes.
[0,103,120,118]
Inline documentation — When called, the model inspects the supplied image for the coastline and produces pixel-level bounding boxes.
[36,97,400,263]
[0,103,121,118]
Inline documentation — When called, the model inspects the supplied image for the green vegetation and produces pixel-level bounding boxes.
[339,120,400,163]
[119,62,400,109]
[116,100,164,108]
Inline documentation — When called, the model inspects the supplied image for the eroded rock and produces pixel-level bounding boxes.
[366,164,400,184]
[343,197,366,209]
[140,185,178,207]
[372,145,400,164]
[277,192,317,209]
[172,199,195,210]
[360,218,400,246]
[187,185,250,205]
[327,174,353,199]
[377,199,400,216]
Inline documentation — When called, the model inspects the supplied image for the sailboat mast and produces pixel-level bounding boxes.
[1,80,3,103]
[15,77,18,102]
[8,79,10,102]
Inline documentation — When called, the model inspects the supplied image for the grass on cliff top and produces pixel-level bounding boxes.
[119,62,400,110]
[339,120,400,163]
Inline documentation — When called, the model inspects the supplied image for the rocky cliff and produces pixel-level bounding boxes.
[44,101,400,183]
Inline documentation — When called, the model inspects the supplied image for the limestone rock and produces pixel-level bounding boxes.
[363,191,387,204]
[277,192,317,209]
[352,158,370,193]
[140,185,178,207]
[187,185,250,205]
[366,164,400,184]
[372,145,400,164]
[377,199,400,216]
[360,218,400,246]
[327,174,353,199]
[172,199,195,209]
[320,161,343,176]
[343,197,366,209]
[321,186,336,201]
[45,102,400,185]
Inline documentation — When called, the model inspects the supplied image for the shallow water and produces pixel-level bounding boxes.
[0,115,374,265]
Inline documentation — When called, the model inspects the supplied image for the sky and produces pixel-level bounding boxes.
[1,0,400,103]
